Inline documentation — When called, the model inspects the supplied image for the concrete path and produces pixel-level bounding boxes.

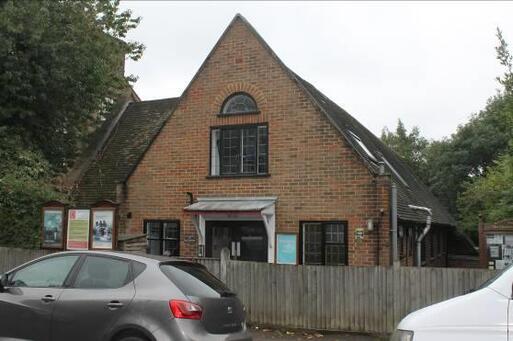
[250,326,386,341]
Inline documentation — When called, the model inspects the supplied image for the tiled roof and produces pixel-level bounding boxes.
[293,74,456,226]
[76,98,179,206]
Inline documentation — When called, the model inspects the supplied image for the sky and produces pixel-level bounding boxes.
[119,1,513,140]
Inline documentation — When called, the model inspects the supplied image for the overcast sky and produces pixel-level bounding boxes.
[119,1,513,140]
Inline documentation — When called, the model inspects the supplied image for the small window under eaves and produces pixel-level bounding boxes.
[348,131,378,162]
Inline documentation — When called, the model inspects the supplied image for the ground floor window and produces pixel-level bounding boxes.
[144,220,180,256]
[301,221,347,265]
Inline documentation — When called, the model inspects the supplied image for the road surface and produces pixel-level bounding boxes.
[250,326,386,341]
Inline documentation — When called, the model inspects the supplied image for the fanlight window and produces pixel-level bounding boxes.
[221,93,258,114]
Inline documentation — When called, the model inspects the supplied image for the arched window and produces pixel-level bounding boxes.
[221,92,258,114]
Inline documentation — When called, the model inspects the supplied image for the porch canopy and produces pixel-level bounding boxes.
[184,197,277,263]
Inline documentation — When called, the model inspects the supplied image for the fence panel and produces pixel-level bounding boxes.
[0,247,53,273]
[224,261,497,334]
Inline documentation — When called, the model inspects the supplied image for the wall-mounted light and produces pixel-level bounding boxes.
[367,219,374,232]
[186,192,194,205]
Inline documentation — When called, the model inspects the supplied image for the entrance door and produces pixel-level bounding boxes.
[206,221,268,262]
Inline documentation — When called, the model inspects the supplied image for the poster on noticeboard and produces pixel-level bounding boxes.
[90,209,115,250]
[66,209,90,250]
[42,208,65,249]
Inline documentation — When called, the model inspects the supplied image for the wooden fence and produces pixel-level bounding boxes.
[0,247,53,273]
[222,260,496,334]
[0,247,498,334]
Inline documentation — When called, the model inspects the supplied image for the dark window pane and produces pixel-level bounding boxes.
[221,93,258,114]
[160,262,232,297]
[242,127,257,173]
[148,239,162,255]
[164,240,179,256]
[147,222,161,239]
[257,126,268,174]
[11,255,79,288]
[163,222,179,239]
[74,256,130,289]
[221,128,241,174]
[325,223,344,243]
[325,244,346,265]
[146,221,180,256]
[304,223,323,265]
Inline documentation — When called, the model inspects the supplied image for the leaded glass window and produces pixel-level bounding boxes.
[144,220,180,256]
[303,223,323,265]
[302,222,347,265]
[221,93,258,114]
[210,124,268,176]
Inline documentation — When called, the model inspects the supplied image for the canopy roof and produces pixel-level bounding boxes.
[184,197,277,212]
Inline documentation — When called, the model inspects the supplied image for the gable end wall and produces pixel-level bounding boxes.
[119,19,391,266]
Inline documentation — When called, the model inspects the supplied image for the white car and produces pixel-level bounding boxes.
[391,266,512,341]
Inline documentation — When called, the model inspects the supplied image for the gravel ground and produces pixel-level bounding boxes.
[250,326,387,341]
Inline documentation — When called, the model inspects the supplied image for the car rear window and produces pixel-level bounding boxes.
[160,262,233,298]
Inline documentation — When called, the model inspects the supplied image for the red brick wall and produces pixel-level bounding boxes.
[118,19,391,266]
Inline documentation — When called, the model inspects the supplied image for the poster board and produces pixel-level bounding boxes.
[66,209,90,250]
[90,208,116,250]
[41,205,65,249]
[276,233,297,265]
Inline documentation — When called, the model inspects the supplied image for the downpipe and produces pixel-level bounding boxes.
[408,205,432,267]
[391,183,399,268]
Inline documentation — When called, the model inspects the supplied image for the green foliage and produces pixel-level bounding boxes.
[0,130,63,248]
[0,0,143,248]
[458,151,513,233]
[381,28,513,238]
[0,0,143,170]
[381,119,429,181]
[456,29,513,233]
[426,92,513,215]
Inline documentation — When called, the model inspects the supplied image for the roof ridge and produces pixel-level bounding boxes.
[130,97,180,104]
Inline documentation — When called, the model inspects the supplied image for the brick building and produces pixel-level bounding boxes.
[70,15,456,267]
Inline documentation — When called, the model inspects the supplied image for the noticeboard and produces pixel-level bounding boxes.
[90,208,115,250]
[42,207,65,249]
[66,209,90,250]
[276,233,297,265]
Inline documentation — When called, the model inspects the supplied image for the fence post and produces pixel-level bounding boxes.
[220,247,230,283]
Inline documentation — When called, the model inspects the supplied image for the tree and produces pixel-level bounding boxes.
[0,0,143,170]
[458,151,513,234]
[0,0,143,247]
[382,29,513,225]
[456,29,513,233]
[425,92,513,215]
[381,119,429,181]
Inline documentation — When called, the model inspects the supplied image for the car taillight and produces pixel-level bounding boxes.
[169,300,203,320]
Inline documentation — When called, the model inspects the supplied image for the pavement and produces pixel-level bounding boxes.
[250,326,387,341]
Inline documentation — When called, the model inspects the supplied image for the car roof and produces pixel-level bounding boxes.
[40,250,194,265]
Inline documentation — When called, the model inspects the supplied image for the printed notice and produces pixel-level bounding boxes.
[66,209,90,250]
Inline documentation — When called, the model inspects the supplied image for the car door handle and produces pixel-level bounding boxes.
[41,295,56,303]
[107,301,124,310]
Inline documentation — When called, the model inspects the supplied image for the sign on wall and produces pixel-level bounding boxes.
[66,209,90,250]
[276,233,297,265]
[42,207,65,249]
[90,209,115,250]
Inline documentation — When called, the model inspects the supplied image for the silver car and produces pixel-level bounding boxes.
[0,251,252,341]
